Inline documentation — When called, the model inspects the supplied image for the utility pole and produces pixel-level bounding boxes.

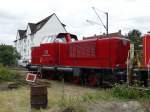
[105,12,108,35]
[92,7,109,35]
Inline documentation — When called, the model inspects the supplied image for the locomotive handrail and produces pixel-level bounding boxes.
[127,48,143,86]
[127,50,130,86]
[147,58,150,86]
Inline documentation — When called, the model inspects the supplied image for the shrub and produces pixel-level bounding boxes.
[81,84,150,101]
[0,64,17,81]
[111,84,150,100]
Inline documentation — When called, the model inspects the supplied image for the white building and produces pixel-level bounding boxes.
[14,13,67,66]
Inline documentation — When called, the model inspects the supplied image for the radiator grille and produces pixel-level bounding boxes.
[69,41,96,58]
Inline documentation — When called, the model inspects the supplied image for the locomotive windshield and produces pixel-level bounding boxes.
[55,36,66,43]
[47,36,55,43]
[42,36,55,43]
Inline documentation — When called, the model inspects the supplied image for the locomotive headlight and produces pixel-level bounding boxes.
[116,64,120,68]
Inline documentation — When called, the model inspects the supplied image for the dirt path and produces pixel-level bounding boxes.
[82,101,145,112]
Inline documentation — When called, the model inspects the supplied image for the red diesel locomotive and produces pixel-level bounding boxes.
[28,33,130,86]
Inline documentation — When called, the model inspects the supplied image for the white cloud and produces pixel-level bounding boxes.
[0,0,150,44]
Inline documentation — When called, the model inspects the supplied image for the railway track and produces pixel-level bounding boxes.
[7,67,150,92]
[8,67,27,71]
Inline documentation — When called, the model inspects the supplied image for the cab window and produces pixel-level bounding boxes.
[42,36,55,43]
[42,37,48,43]
[55,36,66,43]
[47,36,54,43]
[71,38,76,42]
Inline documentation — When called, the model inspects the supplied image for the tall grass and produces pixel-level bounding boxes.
[0,81,150,112]
[81,90,115,102]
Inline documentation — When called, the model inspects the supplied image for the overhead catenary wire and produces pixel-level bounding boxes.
[86,7,108,35]
[92,7,106,30]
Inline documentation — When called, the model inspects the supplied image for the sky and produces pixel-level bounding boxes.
[0,0,150,45]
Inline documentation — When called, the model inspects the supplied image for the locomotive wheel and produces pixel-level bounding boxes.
[88,76,97,86]
[88,75,101,86]
[48,74,54,80]
[72,76,80,84]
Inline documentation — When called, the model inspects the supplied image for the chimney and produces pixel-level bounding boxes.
[147,31,150,34]
[118,30,121,35]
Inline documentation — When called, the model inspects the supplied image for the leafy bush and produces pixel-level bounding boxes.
[81,84,150,102]
[0,64,17,81]
[111,84,150,100]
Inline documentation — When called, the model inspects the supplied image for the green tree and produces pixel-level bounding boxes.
[0,44,20,66]
[128,29,142,46]
[128,29,142,67]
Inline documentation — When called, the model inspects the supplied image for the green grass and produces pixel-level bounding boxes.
[80,84,150,102]
[111,84,150,100]
[81,89,115,102]
[0,87,30,112]
[0,77,150,112]
[0,85,149,112]
[0,83,88,112]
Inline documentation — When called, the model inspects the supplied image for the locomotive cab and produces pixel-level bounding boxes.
[28,33,78,71]
[38,33,78,66]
